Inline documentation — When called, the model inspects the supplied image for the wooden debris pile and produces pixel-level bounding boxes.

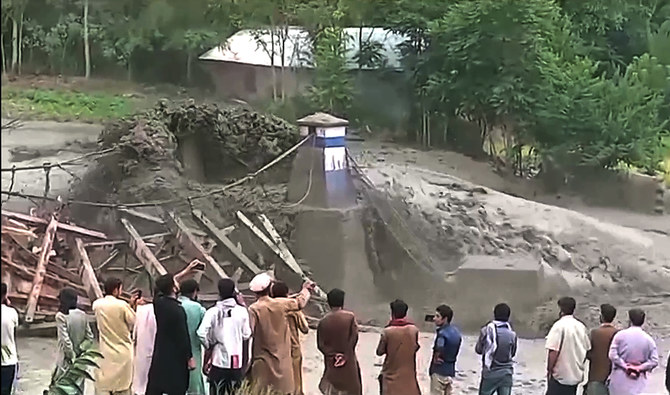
[1,210,106,325]
[1,205,326,328]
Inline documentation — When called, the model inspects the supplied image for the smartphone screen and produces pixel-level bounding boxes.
[424,314,435,322]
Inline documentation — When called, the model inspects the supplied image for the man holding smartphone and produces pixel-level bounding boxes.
[429,305,462,395]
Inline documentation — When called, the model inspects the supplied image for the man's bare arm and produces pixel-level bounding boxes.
[547,350,559,379]
[174,259,204,283]
[294,281,315,310]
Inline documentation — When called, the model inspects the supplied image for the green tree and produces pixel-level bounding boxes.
[4,0,30,73]
[43,13,81,74]
[309,6,353,115]
[82,0,90,78]
[166,28,217,83]
[419,0,571,152]
[531,52,668,173]
[97,0,157,81]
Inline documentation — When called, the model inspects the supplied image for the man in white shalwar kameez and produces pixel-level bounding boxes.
[132,303,157,395]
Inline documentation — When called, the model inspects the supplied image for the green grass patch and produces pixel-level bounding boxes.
[1,87,140,122]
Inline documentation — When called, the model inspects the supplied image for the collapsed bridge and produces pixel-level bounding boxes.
[4,103,665,336]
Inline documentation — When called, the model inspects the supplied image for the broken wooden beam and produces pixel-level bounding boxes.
[46,261,84,285]
[1,209,107,239]
[257,214,305,274]
[25,216,58,324]
[221,225,236,236]
[192,210,261,276]
[2,257,87,294]
[164,212,229,281]
[237,212,328,309]
[120,218,167,279]
[96,249,120,271]
[83,232,172,248]
[73,237,104,301]
[8,292,91,310]
[118,208,165,225]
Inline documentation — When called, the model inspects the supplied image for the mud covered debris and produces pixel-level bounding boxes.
[71,101,299,238]
[98,100,299,169]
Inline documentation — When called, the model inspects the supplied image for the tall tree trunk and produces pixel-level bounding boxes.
[11,18,18,73]
[83,0,91,79]
[280,25,287,101]
[18,12,23,74]
[358,23,363,70]
[127,52,133,81]
[186,52,192,84]
[1,32,6,76]
[270,24,277,101]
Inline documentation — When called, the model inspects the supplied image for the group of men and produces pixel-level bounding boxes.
[1,273,670,395]
[545,297,661,395]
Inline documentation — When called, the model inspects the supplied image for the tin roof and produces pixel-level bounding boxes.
[199,27,406,70]
[297,112,349,127]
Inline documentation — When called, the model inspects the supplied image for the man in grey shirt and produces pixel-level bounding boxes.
[475,303,518,395]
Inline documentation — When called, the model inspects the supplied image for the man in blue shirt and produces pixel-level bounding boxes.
[430,304,462,395]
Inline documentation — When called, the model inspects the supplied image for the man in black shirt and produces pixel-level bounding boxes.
[146,274,196,395]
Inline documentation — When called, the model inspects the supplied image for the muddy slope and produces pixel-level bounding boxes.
[356,158,670,336]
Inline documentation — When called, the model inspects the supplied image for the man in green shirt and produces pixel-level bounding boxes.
[179,279,207,395]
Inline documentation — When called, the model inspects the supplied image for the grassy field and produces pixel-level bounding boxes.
[0,75,206,123]
[1,86,140,122]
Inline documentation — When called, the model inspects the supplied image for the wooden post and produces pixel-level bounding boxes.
[25,216,58,324]
[257,214,304,274]
[73,237,104,301]
[164,212,229,280]
[237,212,328,304]
[119,208,165,225]
[1,210,107,239]
[192,210,262,275]
[120,218,167,279]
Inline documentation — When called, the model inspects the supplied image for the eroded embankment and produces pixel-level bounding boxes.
[357,162,670,337]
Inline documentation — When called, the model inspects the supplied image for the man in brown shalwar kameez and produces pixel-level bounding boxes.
[317,288,362,395]
[272,281,310,395]
[248,273,314,394]
[376,299,421,395]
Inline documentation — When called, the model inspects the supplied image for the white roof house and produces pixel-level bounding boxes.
[199,27,407,70]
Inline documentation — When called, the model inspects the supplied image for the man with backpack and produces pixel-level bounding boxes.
[475,303,518,395]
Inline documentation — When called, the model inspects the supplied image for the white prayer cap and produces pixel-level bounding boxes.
[249,272,273,293]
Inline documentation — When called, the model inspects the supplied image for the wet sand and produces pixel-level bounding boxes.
[14,331,669,395]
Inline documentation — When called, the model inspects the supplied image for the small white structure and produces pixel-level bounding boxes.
[288,112,355,209]
[297,112,348,172]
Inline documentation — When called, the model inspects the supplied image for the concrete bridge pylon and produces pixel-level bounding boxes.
[287,113,383,321]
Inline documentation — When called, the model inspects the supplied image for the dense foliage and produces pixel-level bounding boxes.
[1,0,669,175]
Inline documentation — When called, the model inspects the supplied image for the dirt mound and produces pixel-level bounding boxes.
[98,100,299,170]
